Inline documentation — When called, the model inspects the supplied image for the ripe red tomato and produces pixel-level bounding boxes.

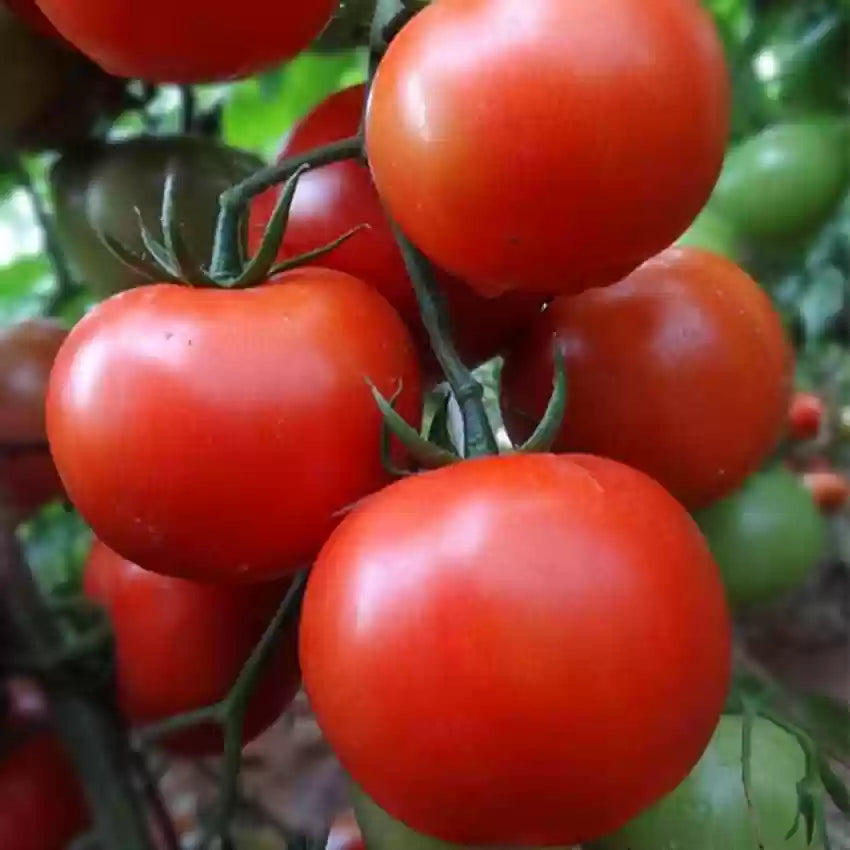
[248,85,544,375]
[300,453,731,846]
[502,248,792,509]
[32,0,335,82]
[47,273,422,583]
[802,470,849,514]
[366,0,729,298]
[0,320,66,519]
[0,732,89,850]
[788,392,824,441]
[83,540,299,755]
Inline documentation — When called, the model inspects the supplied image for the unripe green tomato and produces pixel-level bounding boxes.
[350,784,573,850]
[712,122,849,245]
[676,207,741,261]
[50,136,262,297]
[695,466,826,607]
[589,715,823,850]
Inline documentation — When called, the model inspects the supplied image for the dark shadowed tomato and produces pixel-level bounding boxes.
[83,540,300,755]
[695,466,826,607]
[0,3,125,151]
[33,0,336,83]
[0,320,66,519]
[787,391,824,441]
[3,0,59,38]
[366,0,729,297]
[47,273,422,583]
[248,85,545,375]
[0,732,89,850]
[502,247,792,509]
[51,137,262,298]
[590,715,823,850]
[301,453,731,846]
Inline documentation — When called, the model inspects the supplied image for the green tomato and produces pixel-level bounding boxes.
[590,715,823,850]
[676,207,742,261]
[695,466,826,607]
[713,122,849,245]
[350,784,573,850]
[50,136,262,297]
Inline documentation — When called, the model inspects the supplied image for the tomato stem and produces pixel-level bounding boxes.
[391,225,500,457]
[209,136,363,280]
[0,498,158,850]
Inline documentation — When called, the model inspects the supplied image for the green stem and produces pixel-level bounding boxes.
[0,498,156,850]
[391,226,499,458]
[209,137,363,280]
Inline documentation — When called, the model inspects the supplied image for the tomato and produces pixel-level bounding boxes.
[590,715,823,850]
[47,273,422,584]
[300,453,731,846]
[0,732,89,850]
[788,391,824,441]
[802,470,849,514]
[676,206,742,261]
[51,137,262,298]
[366,0,729,298]
[351,785,571,850]
[502,247,792,509]
[695,466,826,607]
[0,3,125,152]
[83,540,299,755]
[248,85,544,374]
[712,123,850,245]
[33,0,336,83]
[3,0,59,38]
[0,320,66,519]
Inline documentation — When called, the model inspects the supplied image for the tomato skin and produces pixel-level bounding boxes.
[248,85,544,374]
[590,715,823,850]
[51,137,262,298]
[0,733,89,850]
[366,0,729,298]
[46,273,422,583]
[713,123,850,244]
[787,392,824,441]
[33,0,336,83]
[301,453,731,846]
[803,470,850,514]
[0,320,66,519]
[3,0,59,38]
[695,467,826,607]
[502,247,792,509]
[83,540,299,755]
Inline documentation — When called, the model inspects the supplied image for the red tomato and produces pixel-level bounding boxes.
[366,0,729,298]
[788,392,824,441]
[32,0,335,82]
[3,0,60,39]
[0,320,66,519]
[802,470,849,514]
[502,248,791,509]
[47,273,422,583]
[248,85,544,375]
[83,540,299,755]
[300,453,731,846]
[0,733,89,850]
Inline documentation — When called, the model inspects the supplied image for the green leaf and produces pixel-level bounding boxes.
[796,692,850,760]
[0,256,53,324]
[819,755,850,815]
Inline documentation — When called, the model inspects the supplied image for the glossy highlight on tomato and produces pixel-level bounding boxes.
[249,85,544,374]
[366,0,729,297]
[502,247,792,509]
[301,453,731,846]
[47,272,422,583]
[83,540,300,755]
[32,0,336,82]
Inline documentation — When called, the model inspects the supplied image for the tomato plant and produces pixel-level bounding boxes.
[676,207,741,261]
[502,247,792,509]
[0,732,89,850]
[589,715,823,850]
[300,453,731,847]
[366,0,729,298]
[83,540,300,755]
[788,391,825,441]
[46,274,421,583]
[695,466,826,607]
[248,85,544,375]
[0,320,66,518]
[51,137,262,298]
[32,0,337,83]
[712,122,850,245]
